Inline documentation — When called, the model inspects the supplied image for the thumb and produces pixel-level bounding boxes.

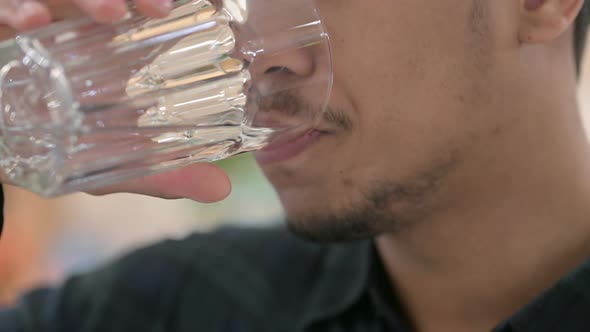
[88,163,232,203]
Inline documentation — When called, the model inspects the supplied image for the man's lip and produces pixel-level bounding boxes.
[254,129,327,165]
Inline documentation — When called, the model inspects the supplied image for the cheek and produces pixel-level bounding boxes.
[327,14,498,177]
[325,0,483,122]
[296,1,504,206]
[338,61,493,190]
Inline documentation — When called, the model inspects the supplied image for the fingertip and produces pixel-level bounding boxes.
[184,163,232,203]
[98,0,128,22]
[14,2,52,31]
[207,170,232,202]
[75,0,128,23]
[134,0,173,18]
[86,163,232,203]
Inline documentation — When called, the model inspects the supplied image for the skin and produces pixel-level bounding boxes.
[3,0,590,331]
[256,0,590,330]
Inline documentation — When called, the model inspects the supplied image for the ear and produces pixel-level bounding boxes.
[519,0,585,44]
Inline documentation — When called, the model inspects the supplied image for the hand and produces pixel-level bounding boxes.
[0,0,174,32]
[0,0,232,203]
[90,163,232,203]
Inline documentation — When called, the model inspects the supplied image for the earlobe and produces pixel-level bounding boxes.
[518,0,584,44]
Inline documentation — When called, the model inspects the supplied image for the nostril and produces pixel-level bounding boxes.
[209,0,223,10]
[265,66,293,75]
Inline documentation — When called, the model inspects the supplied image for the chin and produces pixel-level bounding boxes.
[276,185,325,213]
[283,208,380,243]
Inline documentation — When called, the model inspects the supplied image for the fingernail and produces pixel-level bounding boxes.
[16,2,50,30]
[17,2,40,21]
[153,0,173,15]
[95,0,128,22]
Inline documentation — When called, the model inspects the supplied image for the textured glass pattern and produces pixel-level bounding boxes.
[0,0,332,196]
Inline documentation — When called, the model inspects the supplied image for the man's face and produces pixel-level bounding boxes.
[254,1,548,240]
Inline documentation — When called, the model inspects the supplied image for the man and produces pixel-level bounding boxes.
[1,0,590,331]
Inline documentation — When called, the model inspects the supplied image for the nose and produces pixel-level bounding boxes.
[245,43,319,99]
[249,46,316,81]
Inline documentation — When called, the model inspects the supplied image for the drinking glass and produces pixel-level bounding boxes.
[0,0,333,196]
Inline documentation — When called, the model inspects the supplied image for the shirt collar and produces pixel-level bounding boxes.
[296,236,590,331]
[298,239,372,329]
[504,259,590,331]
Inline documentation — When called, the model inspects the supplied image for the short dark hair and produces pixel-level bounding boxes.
[575,2,590,70]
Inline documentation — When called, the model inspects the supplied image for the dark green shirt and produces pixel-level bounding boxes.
[0,226,589,331]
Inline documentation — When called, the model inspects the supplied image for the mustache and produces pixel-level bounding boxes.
[255,91,353,131]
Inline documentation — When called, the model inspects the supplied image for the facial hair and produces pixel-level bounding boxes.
[286,151,459,243]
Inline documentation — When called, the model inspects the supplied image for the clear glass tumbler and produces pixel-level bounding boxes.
[0,0,333,196]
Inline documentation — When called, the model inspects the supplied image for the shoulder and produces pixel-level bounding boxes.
[116,225,329,289]
[137,225,330,308]
[105,226,334,330]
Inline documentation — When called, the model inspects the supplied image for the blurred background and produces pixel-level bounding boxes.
[2,39,590,308]
[0,153,282,305]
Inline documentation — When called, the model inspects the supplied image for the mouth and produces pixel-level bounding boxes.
[254,129,329,165]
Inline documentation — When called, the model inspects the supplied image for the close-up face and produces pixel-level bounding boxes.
[255,0,580,240]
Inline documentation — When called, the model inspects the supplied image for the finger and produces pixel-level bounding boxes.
[71,0,128,23]
[0,1,51,31]
[0,7,16,27]
[89,163,232,203]
[133,0,173,18]
[0,26,15,40]
[45,2,85,22]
